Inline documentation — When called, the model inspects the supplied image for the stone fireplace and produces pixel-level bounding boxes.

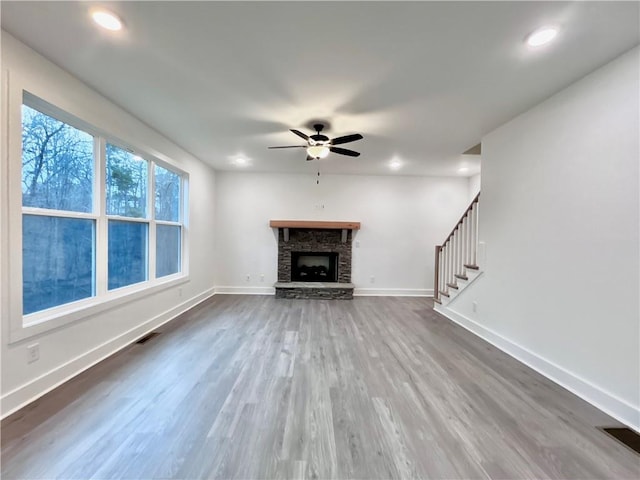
[270,220,360,299]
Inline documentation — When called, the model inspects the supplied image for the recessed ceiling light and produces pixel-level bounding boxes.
[228,154,251,167]
[389,160,402,170]
[526,26,558,47]
[91,9,123,31]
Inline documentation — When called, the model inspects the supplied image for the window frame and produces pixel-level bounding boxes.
[7,82,189,344]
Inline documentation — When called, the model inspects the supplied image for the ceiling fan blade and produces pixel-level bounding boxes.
[268,145,307,149]
[290,129,309,141]
[330,146,360,157]
[330,133,363,145]
[306,155,315,161]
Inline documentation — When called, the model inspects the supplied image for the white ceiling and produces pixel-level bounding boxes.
[2,1,638,177]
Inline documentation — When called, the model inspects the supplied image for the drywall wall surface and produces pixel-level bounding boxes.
[468,173,481,201]
[445,47,640,429]
[1,32,217,417]
[214,171,469,294]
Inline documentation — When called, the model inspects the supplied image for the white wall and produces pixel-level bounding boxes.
[0,32,217,417]
[438,48,640,430]
[468,173,481,202]
[214,172,469,295]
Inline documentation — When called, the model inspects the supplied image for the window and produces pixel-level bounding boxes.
[21,105,96,315]
[155,165,180,222]
[108,220,148,289]
[156,224,181,278]
[22,215,95,315]
[22,105,94,212]
[106,144,147,218]
[106,144,149,290]
[154,165,182,278]
[20,96,186,320]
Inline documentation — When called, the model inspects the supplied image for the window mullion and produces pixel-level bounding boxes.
[181,175,189,277]
[95,137,108,296]
[148,161,156,281]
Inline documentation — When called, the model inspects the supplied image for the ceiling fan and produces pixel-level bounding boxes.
[268,123,363,160]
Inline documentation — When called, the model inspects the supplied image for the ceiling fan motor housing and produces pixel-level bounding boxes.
[310,133,329,145]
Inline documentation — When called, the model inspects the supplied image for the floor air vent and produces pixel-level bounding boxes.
[599,427,640,455]
[135,332,161,345]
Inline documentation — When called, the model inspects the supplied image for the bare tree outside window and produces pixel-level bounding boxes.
[22,105,93,212]
[155,165,180,222]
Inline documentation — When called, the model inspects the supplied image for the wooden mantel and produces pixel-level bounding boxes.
[269,220,360,243]
[269,220,360,230]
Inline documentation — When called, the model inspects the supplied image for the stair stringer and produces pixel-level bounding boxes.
[437,268,483,307]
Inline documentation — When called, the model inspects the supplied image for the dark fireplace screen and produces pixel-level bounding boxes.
[291,252,338,282]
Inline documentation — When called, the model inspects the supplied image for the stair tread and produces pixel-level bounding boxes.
[446,283,458,289]
[454,274,468,280]
[439,290,450,298]
[434,297,442,304]
[464,264,480,270]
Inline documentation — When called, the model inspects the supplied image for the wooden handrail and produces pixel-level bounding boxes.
[440,192,480,246]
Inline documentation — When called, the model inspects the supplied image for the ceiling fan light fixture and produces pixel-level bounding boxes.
[307,145,330,159]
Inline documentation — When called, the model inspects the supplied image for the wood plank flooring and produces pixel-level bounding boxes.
[2,295,638,479]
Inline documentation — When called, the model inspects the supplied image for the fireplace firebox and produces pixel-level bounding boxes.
[291,252,338,282]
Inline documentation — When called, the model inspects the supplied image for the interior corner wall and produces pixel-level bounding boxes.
[468,173,481,202]
[0,32,217,417]
[213,171,469,295]
[440,47,640,430]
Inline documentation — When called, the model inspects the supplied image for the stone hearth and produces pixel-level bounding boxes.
[274,282,355,299]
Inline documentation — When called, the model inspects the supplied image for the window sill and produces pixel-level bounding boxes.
[10,275,189,344]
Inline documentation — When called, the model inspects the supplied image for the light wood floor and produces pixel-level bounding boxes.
[2,295,638,479]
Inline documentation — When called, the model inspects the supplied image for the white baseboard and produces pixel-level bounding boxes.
[354,288,432,297]
[214,286,275,295]
[1,288,215,419]
[213,286,432,297]
[434,304,640,433]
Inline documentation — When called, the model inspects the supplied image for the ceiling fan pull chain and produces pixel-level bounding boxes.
[317,168,320,185]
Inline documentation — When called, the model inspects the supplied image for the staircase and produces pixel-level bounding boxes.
[434,193,480,305]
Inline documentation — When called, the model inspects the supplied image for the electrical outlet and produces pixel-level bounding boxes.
[27,343,39,363]
[260,274,265,282]
[472,301,478,313]
[370,276,375,284]
[246,274,251,282]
